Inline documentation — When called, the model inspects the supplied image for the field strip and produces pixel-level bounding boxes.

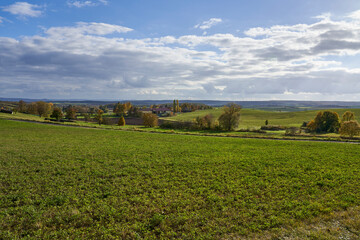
[5,118,360,144]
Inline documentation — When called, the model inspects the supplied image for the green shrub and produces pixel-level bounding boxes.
[142,113,158,127]
[118,116,126,126]
[340,120,360,138]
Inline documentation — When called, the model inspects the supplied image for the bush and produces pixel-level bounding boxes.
[301,121,309,128]
[342,111,355,122]
[285,127,299,136]
[118,116,126,126]
[102,117,111,125]
[142,113,158,127]
[340,120,360,138]
[194,114,215,130]
[160,121,193,130]
[260,125,286,131]
[237,128,266,133]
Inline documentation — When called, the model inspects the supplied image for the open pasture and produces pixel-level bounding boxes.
[166,108,360,128]
[0,119,359,239]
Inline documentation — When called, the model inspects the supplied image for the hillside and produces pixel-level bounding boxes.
[166,108,360,128]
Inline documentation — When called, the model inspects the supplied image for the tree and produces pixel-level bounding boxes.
[125,102,132,112]
[265,119,269,126]
[36,101,52,117]
[173,100,176,113]
[306,120,316,132]
[89,107,96,116]
[18,100,27,113]
[128,106,140,117]
[51,107,63,121]
[342,111,355,122]
[82,113,91,122]
[65,107,77,120]
[218,104,241,131]
[118,116,126,126]
[94,109,104,125]
[142,113,158,127]
[307,111,340,133]
[310,111,340,133]
[340,120,360,138]
[114,102,126,116]
[99,105,108,113]
[26,102,38,115]
[176,100,180,112]
[194,114,215,130]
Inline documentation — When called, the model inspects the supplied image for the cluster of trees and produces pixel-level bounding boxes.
[173,100,180,113]
[17,100,54,118]
[307,110,360,137]
[307,111,340,133]
[113,102,132,116]
[192,104,241,131]
[194,114,216,130]
[17,101,96,122]
[180,102,212,112]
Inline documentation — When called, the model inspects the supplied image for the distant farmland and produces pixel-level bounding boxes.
[166,108,360,128]
[1,119,359,239]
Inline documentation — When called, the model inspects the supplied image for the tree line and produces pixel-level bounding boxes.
[306,110,360,137]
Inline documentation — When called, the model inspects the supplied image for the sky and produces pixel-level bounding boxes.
[1,1,360,101]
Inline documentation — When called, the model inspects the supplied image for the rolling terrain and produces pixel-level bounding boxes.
[166,108,360,128]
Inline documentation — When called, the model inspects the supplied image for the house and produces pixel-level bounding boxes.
[140,107,171,116]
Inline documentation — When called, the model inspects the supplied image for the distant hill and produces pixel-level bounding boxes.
[1,98,360,110]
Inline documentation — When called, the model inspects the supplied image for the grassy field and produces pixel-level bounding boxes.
[166,108,360,128]
[1,119,359,239]
[2,112,360,144]
[2,112,359,143]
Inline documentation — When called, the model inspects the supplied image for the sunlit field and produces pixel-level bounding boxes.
[1,119,359,239]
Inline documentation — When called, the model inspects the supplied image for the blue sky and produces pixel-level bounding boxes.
[1,0,360,100]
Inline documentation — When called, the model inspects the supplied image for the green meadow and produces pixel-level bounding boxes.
[1,119,359,239]
[166,108,360,128]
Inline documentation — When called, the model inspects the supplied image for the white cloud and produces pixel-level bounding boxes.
[67,0,108,8]
[348,10,360,20]
[2,10,360,100]
[2,2,42,18]
[45,22,132,38]
[194,18,222,30]
[0,16,4,23]
[314,12,332,20]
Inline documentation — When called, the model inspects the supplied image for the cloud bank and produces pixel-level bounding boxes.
[67,0,108,8]
[2,2,42,18]
[194,18,223,30]
[1,11,360,100]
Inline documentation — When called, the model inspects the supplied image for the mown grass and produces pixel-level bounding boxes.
[0,119,359,239]
[166,108,360,128]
